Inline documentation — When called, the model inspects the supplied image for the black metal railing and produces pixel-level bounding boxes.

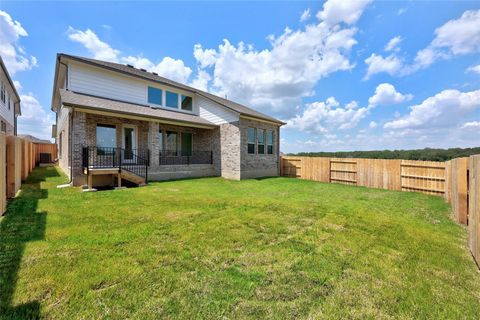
[82,146,149,180]
[159,150,213,166]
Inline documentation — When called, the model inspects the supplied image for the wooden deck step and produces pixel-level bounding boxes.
[120,170,146,185]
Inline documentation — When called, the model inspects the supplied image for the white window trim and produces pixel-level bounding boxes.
[145,84,195,115]
[122,124,138,151]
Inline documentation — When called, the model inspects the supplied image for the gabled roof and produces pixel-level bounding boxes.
[55,53,285,125]
[60,89,217,128]
[0,56,21,115]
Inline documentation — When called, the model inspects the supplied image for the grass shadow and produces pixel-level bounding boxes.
[0,167,59,319]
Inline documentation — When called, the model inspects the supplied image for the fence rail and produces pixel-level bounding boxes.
[281,155,480,267]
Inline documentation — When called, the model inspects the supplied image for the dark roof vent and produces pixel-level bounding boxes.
[126,64,134,68]
[152,72,158,75]
[140,68,147,72]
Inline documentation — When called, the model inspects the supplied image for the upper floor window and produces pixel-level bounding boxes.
[0,81,5,104]
[257,129,265,154]
[1,121,6,133]
[247,127,256,154]
[8,97,11,110]
[181,95,193,111]
[148,86,162,105]
[267,131,274,154]
[166,91,178,109]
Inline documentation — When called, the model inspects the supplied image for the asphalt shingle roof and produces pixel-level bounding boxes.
[59,89,217,127]
[59,54,284,125]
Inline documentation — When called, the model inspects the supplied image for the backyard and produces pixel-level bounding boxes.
[1,166,480,319]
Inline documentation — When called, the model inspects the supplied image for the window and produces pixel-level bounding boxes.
[181,132,192,156]
[267,131,274,154]
[247,127,256,154]
[96,124,116,154]
[181,95,193,111]
[257,129,265,154]
[8,97,11,110]
[166,91,178,109]
[166,131,178,154]
[0,81,5,104]
[59,132,63,157]
[148,86,162,105]
[158,130,164,150]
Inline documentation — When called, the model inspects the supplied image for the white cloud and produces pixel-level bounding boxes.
[397,7,407,15]
[384,36,402,52]
[190,69,211,91]
[369,121,377,129]
[364,53,403,80]
[286,96,371,134]
[67,26,120,62]
[193,0,371,117]
[461,121,480,129]
[17,93,55,141]
[467,64,480,74]
[368,83,412,106]
[300,9,311,22]
[384,89,480,129]
[316,0,372,25]
[364,10,480,78]
[0,10,37,74]
[67,27,192,84]
[411,9,480,71]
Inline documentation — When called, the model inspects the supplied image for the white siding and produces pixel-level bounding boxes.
[0,72,16,130]
[198,96,239,124]
[69,62,146,105]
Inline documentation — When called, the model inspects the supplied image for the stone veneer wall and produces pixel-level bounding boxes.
[240,118,280,179]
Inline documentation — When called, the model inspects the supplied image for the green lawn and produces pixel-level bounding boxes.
[1,166,480,319]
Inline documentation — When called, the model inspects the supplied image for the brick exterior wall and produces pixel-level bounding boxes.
[240,118,280,179]
[57,109,70,177]
[68,111,280,185]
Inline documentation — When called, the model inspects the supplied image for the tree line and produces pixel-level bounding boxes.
[289,147,480,162]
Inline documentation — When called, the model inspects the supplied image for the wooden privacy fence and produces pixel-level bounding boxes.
[1,137,57,215]
[281,155,480,266]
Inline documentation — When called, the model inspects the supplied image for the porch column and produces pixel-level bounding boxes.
[72,111,87,185]
[148,122,160,167]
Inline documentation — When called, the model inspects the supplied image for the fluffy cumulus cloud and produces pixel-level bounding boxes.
[316,0,372,25]
[192,0,372,117]
[364,9,480,79]
[286,97,370,134]
[17,94,55,141]
[67,27,192,83]
[364,53,403,80]
[413,10,480,69]
[368,83,412,106]
[384,89,480,129]
[0,10,37,74]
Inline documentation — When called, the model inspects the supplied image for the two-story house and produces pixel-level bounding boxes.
[51,54,285,188]
[0,57,21,136]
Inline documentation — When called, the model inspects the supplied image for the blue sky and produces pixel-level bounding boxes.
[1,0,479,153]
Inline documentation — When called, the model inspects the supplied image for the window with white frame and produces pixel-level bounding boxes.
[166,91,179,109]
[266,131,274,154]
[148,86,162,105]
[247,127,256,154]
[257,129,265,154]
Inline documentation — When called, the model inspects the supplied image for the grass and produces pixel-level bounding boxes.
[1,166,480,319]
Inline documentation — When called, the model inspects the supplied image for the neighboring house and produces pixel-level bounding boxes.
[51,54,284,187]
[0,56,21,136]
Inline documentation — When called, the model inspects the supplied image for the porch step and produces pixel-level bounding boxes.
[120,170,146,185]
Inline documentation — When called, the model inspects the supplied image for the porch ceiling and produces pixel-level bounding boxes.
[59,89,218,129]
